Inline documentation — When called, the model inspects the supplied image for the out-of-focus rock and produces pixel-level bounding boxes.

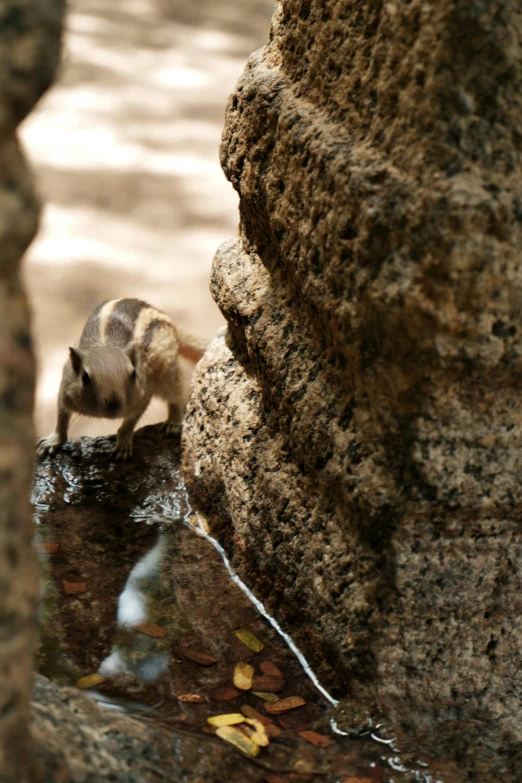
[183,1,522,777]
[0,2,64,781]
[30,674,259,783]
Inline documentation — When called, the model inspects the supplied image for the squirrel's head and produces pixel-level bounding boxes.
[64,343,141,419]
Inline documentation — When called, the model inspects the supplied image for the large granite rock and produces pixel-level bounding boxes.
[182,0,522,777]
[0,3,64,781]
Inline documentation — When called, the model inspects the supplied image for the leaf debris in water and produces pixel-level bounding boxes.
[76,674,105,689]
[253,691,280,702]
[233,661,254,690]
[260,661,283,678]
[34,542,60,554]
[134,622,166,638]
[265,696,306,714]
[241,704,273,725]
[216,726,260,757]
[177,693,205,703]
[243,717,269,747]
[265,723,282,738]
[178,646,217,665]
[297,730,332,748]
[235,628,264,652]
[211,686,241,701]
[207,713,245,727]
[62,580,86,595]
[251,675,285,693]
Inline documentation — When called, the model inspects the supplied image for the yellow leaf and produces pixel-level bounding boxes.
[252,691,280,702]
[244,717,270,747]
[233,661,254,690]
[207,713,245,727]
[216,726,260,756]
[76,674,105,689]
[235,628,264,652]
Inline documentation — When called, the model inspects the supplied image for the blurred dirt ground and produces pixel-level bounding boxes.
[21,0,274,438]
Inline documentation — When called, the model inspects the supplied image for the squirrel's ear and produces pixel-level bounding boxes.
[69,347,83,373]
[124,341,137,367]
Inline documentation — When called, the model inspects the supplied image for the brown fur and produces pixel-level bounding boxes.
[37,298,208,460]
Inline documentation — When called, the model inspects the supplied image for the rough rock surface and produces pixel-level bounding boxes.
[0,2,64,781]
[30,674,258,783]
[183,0,522,778]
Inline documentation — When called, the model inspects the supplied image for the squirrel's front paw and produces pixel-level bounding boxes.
[111,440,133,460]
[36,433,66,458]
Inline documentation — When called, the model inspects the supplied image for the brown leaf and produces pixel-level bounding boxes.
[265,696,306,714]
[235,629,264,652]
[265,723,282,738]
[134,622,166,638]
[62,580,86,595]
[264,775,287,783]
[289,775,313,782]
[241,705,273,725]
[35,542,60,554]
[297,730,332,748]
[202,725,217,735]
[177,646,217,665]
[233,661,254,690]
[260,661,284,678]
[277,714,309,732]
[251,675,285,693]
[177,693,205,703]
[210,686,241,701]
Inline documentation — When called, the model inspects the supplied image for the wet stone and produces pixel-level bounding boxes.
[31,425,454,782]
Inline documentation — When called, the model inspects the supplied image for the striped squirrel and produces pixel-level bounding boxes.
[37,298,207,460]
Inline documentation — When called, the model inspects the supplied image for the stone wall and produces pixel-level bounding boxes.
[183,0,522,776]
[0,2,65,781]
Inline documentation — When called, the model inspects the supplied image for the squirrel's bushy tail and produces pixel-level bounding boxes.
[177,329,208,363]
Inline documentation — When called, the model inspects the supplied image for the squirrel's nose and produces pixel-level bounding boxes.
[106,397,120,414]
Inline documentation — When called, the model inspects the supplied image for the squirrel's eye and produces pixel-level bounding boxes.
[130,368,137,382]
[82,371,91,385]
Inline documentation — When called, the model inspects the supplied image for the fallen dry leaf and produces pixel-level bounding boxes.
[243,718,269,747]
[339,779,374,783]
[265,696,306,714]
[252,691,280,702]
[134,622,166,638]
[216,726,260,757]
[297,730,332,748]
[235,628,264,652]
[202,726,217,735]
[34,542,60,554]
[178,646,216,665]
[207,713,245,727]
[289,775,313,782]
[251,675,285,693]
[177,693,205,703]
[241,704,273,725]
[233,661,254,690]
[260,661,284,678]
[62,580,86,595]
[277,714,309,732]
[265,723,282,738]
[210,686,241,701]
[264,775,286,783]
[76,674,104,689]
